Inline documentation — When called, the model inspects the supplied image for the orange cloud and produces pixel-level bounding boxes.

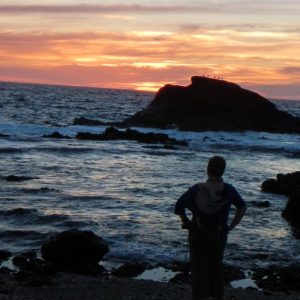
[0,26,299,97]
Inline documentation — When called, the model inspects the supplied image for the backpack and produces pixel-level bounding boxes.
[194,181,229,228]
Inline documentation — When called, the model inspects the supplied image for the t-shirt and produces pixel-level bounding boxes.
[174,182,245,228]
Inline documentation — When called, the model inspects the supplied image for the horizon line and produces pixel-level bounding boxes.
[1,79,299,101]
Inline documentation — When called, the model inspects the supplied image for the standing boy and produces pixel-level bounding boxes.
[175,156,246,300]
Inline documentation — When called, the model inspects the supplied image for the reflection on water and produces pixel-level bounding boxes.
[0,82,300,268]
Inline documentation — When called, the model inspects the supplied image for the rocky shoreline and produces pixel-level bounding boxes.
[0,229,300,299]
[0,265,300,300]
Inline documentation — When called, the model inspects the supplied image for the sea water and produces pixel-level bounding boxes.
[0,81,300,269]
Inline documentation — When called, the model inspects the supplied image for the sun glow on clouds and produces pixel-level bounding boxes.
[0,2,300,98]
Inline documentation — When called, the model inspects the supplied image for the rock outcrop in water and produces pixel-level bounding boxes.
[76,127,188,146]
[43,131,71,139]
[262,172,300,234]
[123,76,300,132]
[282,190,300,232]
[262,172,300,195]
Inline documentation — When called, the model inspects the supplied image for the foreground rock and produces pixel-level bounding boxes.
[123,76,300,132]
[76,127,188,146]
[41,230,109,275]
[262,172,300,195]
[112,262,149,278]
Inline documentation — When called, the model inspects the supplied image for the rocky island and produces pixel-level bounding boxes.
[123,76,300,133]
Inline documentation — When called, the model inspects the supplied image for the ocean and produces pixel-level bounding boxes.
[0,81,300,269]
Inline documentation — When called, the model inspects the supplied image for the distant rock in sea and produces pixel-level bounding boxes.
[123,76,300,132]
[73,117,107,126]
[43,131,71,139]
[76,126,188,146]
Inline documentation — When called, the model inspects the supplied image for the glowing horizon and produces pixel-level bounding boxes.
[0,1,300,99]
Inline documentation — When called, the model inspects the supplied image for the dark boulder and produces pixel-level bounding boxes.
[43,131,71,139]
[0,250,12,262]
[73,117,106,126]
[76,127,188,146]
[123,76,300,133]
[112,262,148,278]
[282,190,300,228]
[0,133,10,138]
[12,255,28,269]
[262,172,300,195]
[41,230,109,275]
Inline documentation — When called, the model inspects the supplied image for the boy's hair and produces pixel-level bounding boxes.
[207,156,226,177]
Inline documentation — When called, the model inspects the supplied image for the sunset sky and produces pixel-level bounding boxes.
[0,1,300,99]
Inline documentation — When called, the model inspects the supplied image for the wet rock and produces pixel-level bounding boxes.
[5,175,35,182]
[76,127,188,146]
[43,131,71,139]
[73,117,107,126]
[123,76,300,133]
[253,265,300,292]
[12,255,28,269]
[223,265,245,285]
[262,172,300,195]
[169,272,190,284]
[41,230,109,275]
[250,201,270,208]
[112,262,149,278]
[282,189,300,228]
[0,250,12,262]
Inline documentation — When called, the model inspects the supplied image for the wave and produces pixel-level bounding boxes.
[0,207,70,225]
[55,219,97,228]
[0,207,38,216]
[0,147,24,153]
[0,230,49,240]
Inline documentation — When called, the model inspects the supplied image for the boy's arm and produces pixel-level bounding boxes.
[228,205,246,231]
[227,184,247,231]
[174,185,198,228]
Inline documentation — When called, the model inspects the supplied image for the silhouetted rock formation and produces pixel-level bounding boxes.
[262,172,300,195]
[41,230,109,275]
[262,172,300,234]
[76,127,188,146]
[124,76,300,132]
